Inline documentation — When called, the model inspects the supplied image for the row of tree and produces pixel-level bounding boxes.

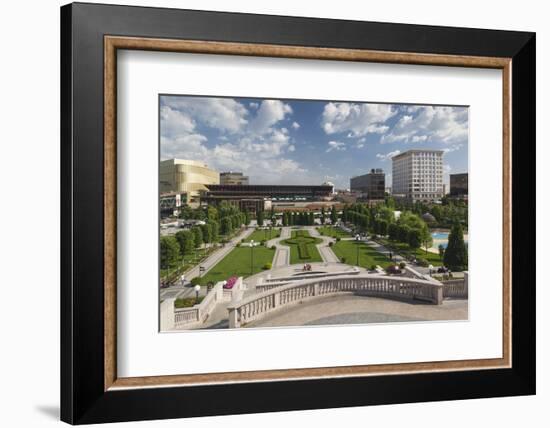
[342,200,467,271]
[161,202,248,270]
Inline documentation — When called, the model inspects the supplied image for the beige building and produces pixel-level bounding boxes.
[220,171,249,185]
[160,159,219,205]
[392,149,444,201]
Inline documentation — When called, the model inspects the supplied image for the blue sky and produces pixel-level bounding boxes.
[160,95,468,190]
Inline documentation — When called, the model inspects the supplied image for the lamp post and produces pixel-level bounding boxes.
[428,264,434,277]
[355,234,360,267]
[194,284,201,302]
[250,239,255,275]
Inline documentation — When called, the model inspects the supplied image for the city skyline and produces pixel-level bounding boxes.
[160,95,468,189]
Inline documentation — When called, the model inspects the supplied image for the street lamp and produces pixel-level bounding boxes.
[428,264,434,277]
[194,284,201,302]
[355,234,361,267]
[250,239,255,275]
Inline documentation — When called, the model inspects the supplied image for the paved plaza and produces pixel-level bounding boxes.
[247,294,468,328]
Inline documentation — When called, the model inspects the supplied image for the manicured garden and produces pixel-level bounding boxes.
[331,240,393,269]
[317,226,351,238]
[199,245,276,285]
[377,238,443,266]
[243,228,281,243]
[281,230,323,264]
[160,246,218,284]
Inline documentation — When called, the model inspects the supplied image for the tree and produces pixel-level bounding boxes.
[438,244,445,261]
[207,206,218,222]
[443,222,468,271]
[377,219,388,236]
[257,210,264,227]
[160,236,180,269]
[209,220,219,243]
[320,207,326,225]
[221,217,232,235]
[421,228,433,254]
[330,206,338,224]
[388,223,399,241]
[200,223,212,245]
[192,226,203,249]
[407,228,422,250]
[175,230,194,259]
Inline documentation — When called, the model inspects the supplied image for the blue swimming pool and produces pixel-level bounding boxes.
[431,231,468,249]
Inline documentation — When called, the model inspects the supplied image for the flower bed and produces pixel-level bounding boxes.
[223,276,238,289]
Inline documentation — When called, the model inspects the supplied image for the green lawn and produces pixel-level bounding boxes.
[332,240,393,269]
[281,229,323,264]
[243,228,281,243]
[378,239,443,266]
[160,246,218,283]
[200,245,276,284]
[317,226,351,238]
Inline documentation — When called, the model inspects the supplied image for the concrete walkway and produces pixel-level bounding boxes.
[160,227,254,300]
[267,227,291,267]
[308,226,340,263]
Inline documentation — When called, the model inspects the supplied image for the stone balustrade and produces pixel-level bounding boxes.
[265,268,360,283]
[162,277,244,330]
[228,274,443,328]
[442,272,468,298]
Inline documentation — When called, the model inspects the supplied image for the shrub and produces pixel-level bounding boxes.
[328,241,334,247]
[270,245,276,250]
[190,277,203,286]
[261,239,267,245]
[399,262,406,269]
[385,264,401,275]
[370,264,377,271]
[262,262,272,270]
[341,256,347,263]
[416,258,429,267]
[297,242,311,259]
[223,276,238,289]
[174,296,204,308]
[336,237,341,242]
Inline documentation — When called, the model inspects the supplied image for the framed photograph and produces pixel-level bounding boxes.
[61,2,535,424]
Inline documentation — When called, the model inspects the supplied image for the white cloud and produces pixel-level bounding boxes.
[160,106,196,137]
[291,121,300,130]
[162,96,249,134]
[355,137,366,148]
[248,100,292,135]
[326,140,346,152]
[376,150,401,161]
[321,102,396,137]
[443,143,463,153]
[381,106,468,145]
[249,102,259,109]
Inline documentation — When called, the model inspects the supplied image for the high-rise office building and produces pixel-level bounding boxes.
[450,173,468,197]
[391,150,444,201]
[350,169,386,200]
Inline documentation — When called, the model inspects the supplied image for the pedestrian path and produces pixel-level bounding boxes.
[267,227,291,267]
[160,227,254,300]
[308,227,340,263]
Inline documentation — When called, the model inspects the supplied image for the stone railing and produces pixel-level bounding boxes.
[227,275,443,328]
[264,268,360,283]
[161,277,243,330]
[442,272,468,298]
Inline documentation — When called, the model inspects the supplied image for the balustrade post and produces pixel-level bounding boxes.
[313,282,319,296]
[434,284,443,305]
[228,307,240,328]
